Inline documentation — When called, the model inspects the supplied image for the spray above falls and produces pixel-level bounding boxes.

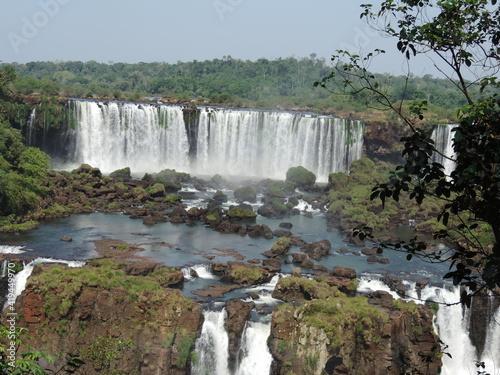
[66,100,364,181]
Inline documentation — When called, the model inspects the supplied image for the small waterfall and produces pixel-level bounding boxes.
[421,286,478,375]
[65,100,364,181]
[3,258,85,310]
[1,260,8,278]
[182,264,215,280]
[431,124,457,177]
[26,107,37,147]
[358,276,500,375]
[235,319,273,375]
[0,245,26,255]
[192,309,230,375]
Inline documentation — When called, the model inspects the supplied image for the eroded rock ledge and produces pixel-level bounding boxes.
[269,276,442,375]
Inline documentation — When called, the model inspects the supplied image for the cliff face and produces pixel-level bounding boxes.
[269,277,442,375]
[16,258,204,375]
[364,120,409,163]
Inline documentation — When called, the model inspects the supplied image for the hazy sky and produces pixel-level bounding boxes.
[1,0,439,76]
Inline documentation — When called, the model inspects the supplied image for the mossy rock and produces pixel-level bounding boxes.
[156,169,190,183]
[227,207,257,220]
[163,193,183,203]
[162,181,182,192]
[270,237,292,255]
[110,167,131,181]
[213,190,228,203]
[234,186,257,203]
[228,265,266,285]
[72,164,94,175]
[146,183,166,198]
[286,166,316,189]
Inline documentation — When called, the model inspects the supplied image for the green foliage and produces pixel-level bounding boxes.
[320,0,500,303]
[82,336,133,375]
[175,336,195,369]
[0,324,84,374]
[285,166,316,188]
[1,57,478,120]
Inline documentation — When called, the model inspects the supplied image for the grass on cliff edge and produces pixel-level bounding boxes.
[28,258,190,318]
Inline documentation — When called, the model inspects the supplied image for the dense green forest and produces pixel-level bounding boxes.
[0,56,485,121]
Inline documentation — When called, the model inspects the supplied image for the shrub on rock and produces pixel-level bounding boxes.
[286,166,316,189]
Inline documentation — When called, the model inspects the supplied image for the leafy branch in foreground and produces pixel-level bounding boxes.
[319,0,500,305]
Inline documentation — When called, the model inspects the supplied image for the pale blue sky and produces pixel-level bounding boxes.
[1,0,439,76]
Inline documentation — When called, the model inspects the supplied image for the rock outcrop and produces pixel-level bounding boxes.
[269,277,442,375]
[15,259,203,375]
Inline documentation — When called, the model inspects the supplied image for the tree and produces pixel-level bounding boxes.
[316,0,500,304]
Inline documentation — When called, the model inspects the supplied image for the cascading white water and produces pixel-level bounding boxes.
[191,309,230,375]
[68,101,364,182]
[26,107,37,146]
[431,124,457,177]
[235,319,273,375]
[420,286,479,375]
[0,245,26,255]
[182,264,215,280]
[358,276,500,375]
[196,108,364,181]
[71,101,190,173]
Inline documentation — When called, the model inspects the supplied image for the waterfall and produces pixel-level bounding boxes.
[66,100,364,181]
[235,319,273,375]
[358,276,500,375]
[192,308,273,375]
[194,108,364,181]
[2,258,85,310]
[26,107,37,147]
[71,100,190,173]
[1,260,7,278]
[431,124,457,177]
[192,309,230,375]
[182,264,215,280]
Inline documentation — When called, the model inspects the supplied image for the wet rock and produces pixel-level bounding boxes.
[331,266,357,279]
[279,222,293,229]
[290,235,307,246]
[273,229,293,238]
[361,247,378,256]
[300,239,331,260]
[247,292,260,300]
[60,236,72,242]
[142,216,156,225]
[192,283,241,298]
